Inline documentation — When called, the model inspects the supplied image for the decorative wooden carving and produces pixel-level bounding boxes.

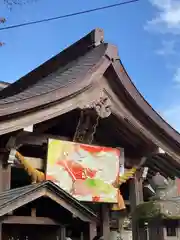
[73,109,99,144]
[74,95,111,144]
[91,96,111,118]
[82,95,112,119]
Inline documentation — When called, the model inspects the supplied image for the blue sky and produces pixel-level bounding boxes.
[0,0,180,131]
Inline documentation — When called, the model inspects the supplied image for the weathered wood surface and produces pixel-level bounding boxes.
[2,216,61,225]
[129,170,143,240]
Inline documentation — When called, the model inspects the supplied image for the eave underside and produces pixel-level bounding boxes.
[35,108,180,179]
[147,154,180,179]
[11,108,179,180]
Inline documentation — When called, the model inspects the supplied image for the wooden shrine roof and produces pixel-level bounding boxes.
[0,180,97,222]
[0,28,180,177]
[0,81,9,90]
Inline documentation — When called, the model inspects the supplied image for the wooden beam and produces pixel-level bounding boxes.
[23,125,34,132]
[156,155,180,177]
[15,133,71,147]
[147,159,173,179]
[2,216,61,225]
[34,115,64,133]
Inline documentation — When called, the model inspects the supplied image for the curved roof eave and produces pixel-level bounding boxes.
[111,58,180,151]
[0,27,180,161]
[0,55,109,117]
[0,81,9,89]
[0,37,112,117]
[0,28,104,100]
[0,85,100,136]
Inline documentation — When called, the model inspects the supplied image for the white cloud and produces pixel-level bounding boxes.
[162,105,180,132]
[146,0,180,34]
[146,0,180,133]
[156,40,176,55]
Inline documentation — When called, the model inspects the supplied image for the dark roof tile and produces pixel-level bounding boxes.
[0,183,40,206]
[0,181,97,220]
[0,43,107,105]
[0,28,104,100]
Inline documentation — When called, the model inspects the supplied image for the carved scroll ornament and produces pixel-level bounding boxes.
[74,96,111,144]
[83,95,111,119]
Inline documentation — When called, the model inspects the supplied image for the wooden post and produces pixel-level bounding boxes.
[89,222,97,240]
[129,174,143,208]
[129,171,143,240]
[2,163,11,191]
[100,204,110,240]
[31,208,36,217]
[0,157,4,193]
[80,231,84,240]
[0,154,11,192]
[56,226,66,240]
[60,226,66,240]
[0,222,2,240]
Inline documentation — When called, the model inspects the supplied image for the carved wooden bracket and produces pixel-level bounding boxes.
[82,95,111,119]
[73,109,98,144]
[74,95,111,144]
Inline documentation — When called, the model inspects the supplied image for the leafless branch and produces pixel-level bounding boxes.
[4,0,38,8]
[0,18,6,23]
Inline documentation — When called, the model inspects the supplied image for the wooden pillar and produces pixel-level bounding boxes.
[129,171,143,240]
[0,154,11,192]
[0,157,4,193]
[2,163,11,191]
[100,204,110,240]
[61,226,66,240]
[0,222,2,240]
[89,222,97,240]
[80,232,84,240]
[56,226,66,240]
[129,174,143,208]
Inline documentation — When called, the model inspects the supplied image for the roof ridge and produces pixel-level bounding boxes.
[0,182,41,200]
[0,28,104,99]
[0,81,10,89]
[0,181,97,220]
